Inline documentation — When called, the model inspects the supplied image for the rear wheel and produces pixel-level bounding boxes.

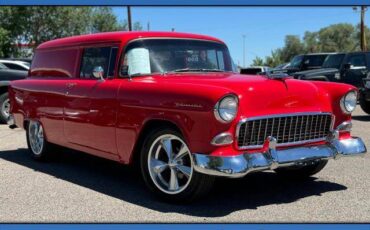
[274,160,328,179]
[0,93,10,124]
[140,127,215,203]
[26,120,54,161]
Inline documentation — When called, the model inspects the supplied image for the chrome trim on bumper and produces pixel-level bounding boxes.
[193,122,366,178]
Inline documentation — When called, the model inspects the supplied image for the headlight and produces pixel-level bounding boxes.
[340,91,357,114]
[214,95,238,123]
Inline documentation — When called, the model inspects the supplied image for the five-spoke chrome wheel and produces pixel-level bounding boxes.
[28,120,44,155]
[147,134,193,195]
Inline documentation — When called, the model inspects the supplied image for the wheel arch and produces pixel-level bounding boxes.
[129,119,184,166]
[0,85,8,95]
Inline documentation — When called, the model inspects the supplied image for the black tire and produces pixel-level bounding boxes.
[360,94,370,114]
[26,120,55,161]
[140,127,215,203]
[274,160,328,179]
[0,92,10,124]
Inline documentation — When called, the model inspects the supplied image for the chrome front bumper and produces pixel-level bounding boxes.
[192,125,367,178]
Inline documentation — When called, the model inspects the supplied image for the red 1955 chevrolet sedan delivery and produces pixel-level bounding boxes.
[7,31,367,202]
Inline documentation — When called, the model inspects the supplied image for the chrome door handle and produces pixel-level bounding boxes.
[66,83,77,89]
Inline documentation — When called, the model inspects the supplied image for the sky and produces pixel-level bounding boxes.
[112,7,370,67]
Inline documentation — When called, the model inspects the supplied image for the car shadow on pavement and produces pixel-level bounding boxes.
[0,148,347,218]
[352,115,370,122]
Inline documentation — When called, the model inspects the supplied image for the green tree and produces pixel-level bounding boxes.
[279,35,305,62]
[303,31,319,53]
[317,23,356,52]
[353,23,370,51]
[264,49,283,67]
[260,23,370,67]
[252,56,264,66]
[133,21,143,31]
[0,6,143,58]
[91,7,120,32]
[0,28,11,57]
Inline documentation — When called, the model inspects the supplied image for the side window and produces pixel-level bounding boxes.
[80,46,118,79]
[3,63,26,71]
[347,54,366,67]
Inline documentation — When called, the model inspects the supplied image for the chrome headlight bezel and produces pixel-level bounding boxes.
[214,94,239,123]
[340,90,358,114]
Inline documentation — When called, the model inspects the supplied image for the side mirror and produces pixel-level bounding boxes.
[343,63,352,70]
[120,65,129,77]
[92,66,104,80]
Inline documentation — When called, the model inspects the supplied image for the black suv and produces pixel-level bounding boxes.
[360,77,370,114]
[293,52,370,88]
[0,63,27,123]
[273,53,331,75]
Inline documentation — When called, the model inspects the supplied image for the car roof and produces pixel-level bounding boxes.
[37,31,225,50]
[0,60,28,65]
[243,66,269,69]
[345,51,370,55]
[304,53,335,56]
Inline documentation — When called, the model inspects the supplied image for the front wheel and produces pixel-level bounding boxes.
[274,160,328,179]
[140,128,215,203]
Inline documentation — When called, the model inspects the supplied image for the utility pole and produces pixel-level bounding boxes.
[171,28,175,32]
[147,22,150,31]
[127,6,132,31]
[242,34,246,67]
[361,6,367,51]
[353,6,367,51]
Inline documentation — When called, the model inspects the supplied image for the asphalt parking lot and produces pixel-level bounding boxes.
[0,108,369,223]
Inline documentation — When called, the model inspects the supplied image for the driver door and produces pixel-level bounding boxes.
[64,45,120,157]
[341,53,368,88]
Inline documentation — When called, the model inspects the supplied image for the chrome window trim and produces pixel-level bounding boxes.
[235,112,335,150]
[119,37,233,78]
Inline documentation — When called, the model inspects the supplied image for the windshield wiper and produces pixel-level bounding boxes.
[172,68,224,73]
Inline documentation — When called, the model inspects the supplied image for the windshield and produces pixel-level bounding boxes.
[289,55,303,68]
[122,39,233,76]
[303,55,328,67]
[322,54,345,69]
[0,63,8,69]
[21,62,30,67]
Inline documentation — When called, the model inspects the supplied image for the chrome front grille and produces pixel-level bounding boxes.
[237,113,333,149]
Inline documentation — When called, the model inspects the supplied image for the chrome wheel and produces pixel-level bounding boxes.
[148,134,193,195]
[28,121,44,155]
[1,98,10,118]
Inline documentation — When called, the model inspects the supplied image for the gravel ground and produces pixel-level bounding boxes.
[0,108,369,222]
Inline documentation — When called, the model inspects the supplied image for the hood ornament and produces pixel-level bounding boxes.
[265,71,293,80]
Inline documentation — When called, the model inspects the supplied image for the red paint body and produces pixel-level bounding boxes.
[8,32,356,164]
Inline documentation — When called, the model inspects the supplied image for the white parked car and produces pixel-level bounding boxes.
[240,66,270,75]
[0,60,30,71]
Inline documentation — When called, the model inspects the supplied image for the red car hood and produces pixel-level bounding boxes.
[136,72,332,117]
